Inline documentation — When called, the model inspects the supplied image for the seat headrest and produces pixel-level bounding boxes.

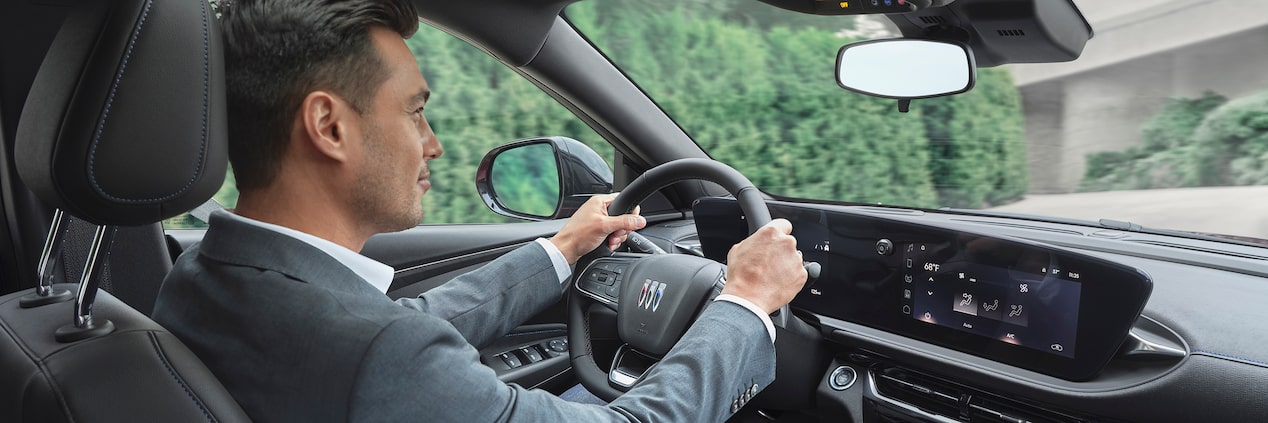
[15,0,226,226]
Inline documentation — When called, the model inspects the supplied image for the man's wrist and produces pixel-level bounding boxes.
[547,237,579,264]
[535,238,573,285]
[714,294,776,343]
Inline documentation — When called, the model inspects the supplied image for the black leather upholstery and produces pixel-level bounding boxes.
[14,0,227,226]
[0,284,251,423]
[0,0,248,421]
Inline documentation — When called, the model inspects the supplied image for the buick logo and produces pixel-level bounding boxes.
[638,279,666,312]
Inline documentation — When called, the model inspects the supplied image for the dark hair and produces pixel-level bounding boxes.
[217,0,419,190]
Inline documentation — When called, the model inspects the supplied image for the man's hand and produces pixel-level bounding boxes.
[549,194,647,264]
[719,219,808,314]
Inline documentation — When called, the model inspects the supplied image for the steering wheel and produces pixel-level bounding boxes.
[566,158,793,401]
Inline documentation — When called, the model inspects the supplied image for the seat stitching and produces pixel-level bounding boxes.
[148,331,216,422]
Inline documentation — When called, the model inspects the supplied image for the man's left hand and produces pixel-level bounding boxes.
[549,194,646,264]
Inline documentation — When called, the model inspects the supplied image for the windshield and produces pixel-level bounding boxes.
[571,0,1268,240]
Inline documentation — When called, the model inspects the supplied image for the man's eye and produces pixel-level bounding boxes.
[413,106,425,118]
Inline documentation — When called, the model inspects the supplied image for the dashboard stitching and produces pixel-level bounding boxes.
[1191,350,1268,368]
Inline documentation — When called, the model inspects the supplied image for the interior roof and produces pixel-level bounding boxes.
[413,0,577,67]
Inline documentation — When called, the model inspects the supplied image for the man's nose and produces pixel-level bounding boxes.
[421,118,443,160]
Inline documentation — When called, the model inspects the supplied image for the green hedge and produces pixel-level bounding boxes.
[1081,90,1268,191]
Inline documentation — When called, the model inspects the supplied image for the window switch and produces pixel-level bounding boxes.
[521,347,544,363]
[500,352,522,368]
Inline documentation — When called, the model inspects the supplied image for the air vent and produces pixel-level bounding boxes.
[997,29,1027,37]
[872,367,965,419]
[870,366,1086,423]
[970,395,1084,423]
[919,15,946,25]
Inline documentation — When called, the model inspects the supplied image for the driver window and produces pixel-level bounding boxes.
[163,21,609,229]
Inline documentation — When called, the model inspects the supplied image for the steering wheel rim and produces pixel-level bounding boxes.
[567,158,782,401]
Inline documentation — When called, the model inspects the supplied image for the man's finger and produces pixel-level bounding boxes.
[764,218,793,235]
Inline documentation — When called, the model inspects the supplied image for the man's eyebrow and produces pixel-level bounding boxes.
[411,89,431,106]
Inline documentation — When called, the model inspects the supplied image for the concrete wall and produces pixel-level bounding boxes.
[1016,24,1268,193]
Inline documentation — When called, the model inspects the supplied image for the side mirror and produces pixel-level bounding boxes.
[836,38,976,112]
[476,136,614,221]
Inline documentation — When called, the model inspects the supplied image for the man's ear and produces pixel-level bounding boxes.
[298,91,356,162]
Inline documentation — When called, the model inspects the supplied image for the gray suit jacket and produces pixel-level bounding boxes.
[153,212,775,422]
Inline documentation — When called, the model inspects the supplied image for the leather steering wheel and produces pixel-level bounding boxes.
[566,158,791,401]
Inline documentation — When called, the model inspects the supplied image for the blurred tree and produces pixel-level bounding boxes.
[921,68,1027,208]
[169,1,1031,227]
[1080,92,1229,191]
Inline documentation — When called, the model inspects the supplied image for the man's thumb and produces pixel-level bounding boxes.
[618,214,647,231]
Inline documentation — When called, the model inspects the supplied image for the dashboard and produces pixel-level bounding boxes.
[629,197,1268,422]
[693,198,1152,381]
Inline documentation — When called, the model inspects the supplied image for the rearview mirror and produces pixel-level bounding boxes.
[476,137,613,221]
[836,38,976,112]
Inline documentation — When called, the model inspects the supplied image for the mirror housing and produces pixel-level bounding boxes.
[476,136,613,221]
[836,38,976,112]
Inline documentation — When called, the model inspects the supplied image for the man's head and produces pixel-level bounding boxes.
[220,0,444,238]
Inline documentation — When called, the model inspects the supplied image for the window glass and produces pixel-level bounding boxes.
[164,22,610,229]
[570,0,1268,241]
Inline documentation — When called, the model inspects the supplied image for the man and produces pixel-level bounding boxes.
[152,0,807,421]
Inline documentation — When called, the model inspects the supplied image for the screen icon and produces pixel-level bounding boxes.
[953,292,978,316]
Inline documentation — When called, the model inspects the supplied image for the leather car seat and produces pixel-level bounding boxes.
[0,0,249,421]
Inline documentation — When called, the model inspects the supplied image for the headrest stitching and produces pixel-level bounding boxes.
[87,0,211,204]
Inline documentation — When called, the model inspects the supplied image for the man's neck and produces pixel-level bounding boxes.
[234,185,370,252]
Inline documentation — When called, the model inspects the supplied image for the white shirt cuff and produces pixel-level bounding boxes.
[534,238,572,286]
[714,294,776,343]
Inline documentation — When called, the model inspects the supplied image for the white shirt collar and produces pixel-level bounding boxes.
[220,210,396,294]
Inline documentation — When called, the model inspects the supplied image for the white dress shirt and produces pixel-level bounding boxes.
[224,211,775,342]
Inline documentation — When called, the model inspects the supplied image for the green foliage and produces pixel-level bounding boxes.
[571,2,1028,209]
[1194,90,1268,185]
[406,24,607,224]
[169,2,1033,227]
[1080,92,1225,191]
[1079,90,1268,191]
[920,68,1027,208]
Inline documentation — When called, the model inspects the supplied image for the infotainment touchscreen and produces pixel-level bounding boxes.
[693,197,1153,380]
[903,241,1080,358]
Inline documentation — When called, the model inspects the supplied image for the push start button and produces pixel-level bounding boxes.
[828,365,857,391]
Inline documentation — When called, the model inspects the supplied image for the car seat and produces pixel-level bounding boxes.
[0,0,249,421]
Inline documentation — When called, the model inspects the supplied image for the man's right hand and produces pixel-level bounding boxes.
[719,219,808,314]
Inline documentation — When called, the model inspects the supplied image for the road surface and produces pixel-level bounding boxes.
[986,186,1268,240]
